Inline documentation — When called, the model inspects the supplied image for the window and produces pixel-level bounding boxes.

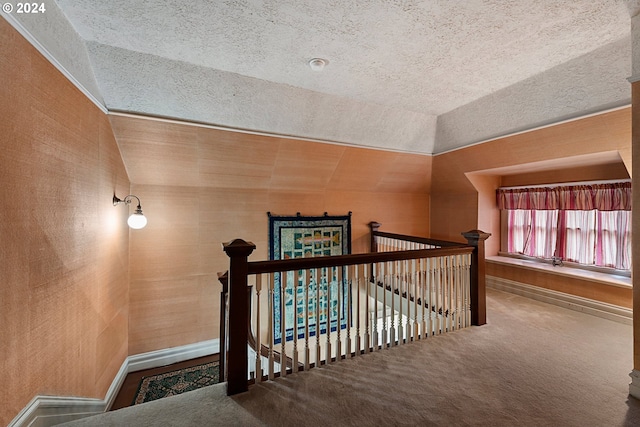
[498,182,631,271]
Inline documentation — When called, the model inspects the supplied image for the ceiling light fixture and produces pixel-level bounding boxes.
[113,194,148,229]
[308,58,327,71]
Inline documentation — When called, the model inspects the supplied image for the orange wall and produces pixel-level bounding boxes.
[109,115,433,354]
[0,20,131,425]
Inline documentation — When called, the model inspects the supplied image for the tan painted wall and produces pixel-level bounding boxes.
[0,20,130,426]
[431,108,631,305]
[110,115,432,354]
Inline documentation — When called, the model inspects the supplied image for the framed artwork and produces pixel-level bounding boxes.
[268,212,351,344]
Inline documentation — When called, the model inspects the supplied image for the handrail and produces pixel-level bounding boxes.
[372,230,468,248]
[247,246,473,274]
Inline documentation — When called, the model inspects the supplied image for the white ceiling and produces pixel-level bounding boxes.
[7,0,635,154]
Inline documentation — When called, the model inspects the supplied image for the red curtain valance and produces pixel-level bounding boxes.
[497,182,631,211]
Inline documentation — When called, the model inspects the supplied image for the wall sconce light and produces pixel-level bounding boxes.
[113,194,147,229]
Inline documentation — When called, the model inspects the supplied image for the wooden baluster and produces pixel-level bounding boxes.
[465,254,472,328]
[405,258,411,342]
[456,255,464,329]
[268,272,275,380]
[444,256,450,333]
[325,267,332,364]
[419,259,426,340]
[376,261,380,345]
[403,258,409,343]
[414,259,425,340]
[446,256,452,332]
[255,274,262,382]
[443,256,448,333]
[336,266,342,361]
[304,269,311,371]
[452,255,458,330]
[383,261,390,348]
[355,264,363,356]
[293,269,299,373]
[379,261,385,350]
[445,256,451,332]
[453,255,458,330]
[458,255,467,328]
[217,272,228,384]
[451,255,456,331]
[435,257,442,335]
[346,265,354,358]
[462,254,468,328]
[280,270,287,377]
[364,264,378,352]
[315,267,322,367]
[392,260,398,346]
[397,259,403,345]
[425,258,431,338]
[441,256,447,333]
[411,259,420,341]
[365,264,372,353]
[451,256,457,331]
[404,258,410,342]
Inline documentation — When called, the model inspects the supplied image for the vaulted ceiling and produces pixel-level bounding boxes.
[6,0,635,154]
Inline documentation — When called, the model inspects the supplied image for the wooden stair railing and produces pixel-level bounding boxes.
[220,224,490,396]
[218,272,301,384]
[369,222,490,326]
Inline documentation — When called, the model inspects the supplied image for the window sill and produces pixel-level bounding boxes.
[486,255,631,289]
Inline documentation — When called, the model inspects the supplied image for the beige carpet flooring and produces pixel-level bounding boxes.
[61,288,640,426]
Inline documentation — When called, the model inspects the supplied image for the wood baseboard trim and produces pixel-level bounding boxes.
[9,339,220,427]
[487,276,632,325]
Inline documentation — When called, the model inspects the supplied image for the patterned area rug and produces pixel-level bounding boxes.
[133,361,220,405]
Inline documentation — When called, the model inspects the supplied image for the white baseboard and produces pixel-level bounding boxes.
[9,339,220,427]
[487,276,632,325]
[127,339,219,373]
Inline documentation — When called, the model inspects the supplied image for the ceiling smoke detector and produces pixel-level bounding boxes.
[308,58,327,71]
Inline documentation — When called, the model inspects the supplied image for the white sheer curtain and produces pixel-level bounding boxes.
[596,210,631,270]
[563,211,596,265]
[507,210,557,259]
[507,209,631,270]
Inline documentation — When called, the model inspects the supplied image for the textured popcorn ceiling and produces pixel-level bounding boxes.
[43,0,634,153]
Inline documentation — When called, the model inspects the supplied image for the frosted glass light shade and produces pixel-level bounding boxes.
[113,194,147,229]
[127,212,147,229]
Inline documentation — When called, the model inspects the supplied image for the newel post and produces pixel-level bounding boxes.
[369,221,381,253]
[222,239,256,395]
[461,230,491,326]
[217,271,228,384]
